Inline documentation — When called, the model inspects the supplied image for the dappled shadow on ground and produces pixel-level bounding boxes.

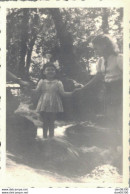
[7,113,122,178]
[65,122,122,175]
[65,121,122,148]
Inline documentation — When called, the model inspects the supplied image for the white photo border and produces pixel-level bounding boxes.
[0,0,129,188]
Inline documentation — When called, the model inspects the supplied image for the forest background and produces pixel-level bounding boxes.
[6,8,123,120]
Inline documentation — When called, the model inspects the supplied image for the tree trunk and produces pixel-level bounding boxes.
[25,9,39,79]
[18,9,29,78]
[49,8,81,79]
[102,8,109,34]
[25,36,36,78]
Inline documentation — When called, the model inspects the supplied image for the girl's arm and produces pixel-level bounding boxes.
[24,79,42,95]
[61,90,73,97]
[58,81,74,97]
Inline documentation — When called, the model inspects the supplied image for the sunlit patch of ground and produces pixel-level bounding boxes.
[80,165,122,184]
[5,157,122,187]
[6,157,73,187]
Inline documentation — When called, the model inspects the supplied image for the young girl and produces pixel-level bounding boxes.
[30,62,74,139]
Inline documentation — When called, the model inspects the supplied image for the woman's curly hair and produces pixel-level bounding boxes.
[92,34,120,56]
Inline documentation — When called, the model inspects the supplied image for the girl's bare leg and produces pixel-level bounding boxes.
[48,113,56,138]
[40,112,49,138]
[43,120,49,139]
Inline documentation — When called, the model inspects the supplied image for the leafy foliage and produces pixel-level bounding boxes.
[7,8,123,81]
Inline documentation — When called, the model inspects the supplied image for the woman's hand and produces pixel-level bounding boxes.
[72,87,83,95]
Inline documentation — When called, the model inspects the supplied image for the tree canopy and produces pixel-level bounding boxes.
[7,8,123,82]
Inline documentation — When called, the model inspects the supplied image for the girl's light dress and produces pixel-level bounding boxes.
[35,79,64,113]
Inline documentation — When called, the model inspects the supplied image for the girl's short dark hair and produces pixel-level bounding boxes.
[40,62,59,79]
[92,34,120,56]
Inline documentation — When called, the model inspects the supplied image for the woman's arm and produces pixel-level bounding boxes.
[73,72,103,94]
[82,72,103,90]
[74,58,104,93]
[84,57,104,89]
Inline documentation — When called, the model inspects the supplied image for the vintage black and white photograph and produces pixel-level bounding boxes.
[5,6,126,187]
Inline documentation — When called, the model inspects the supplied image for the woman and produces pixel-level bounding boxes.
[76,34,123,130]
